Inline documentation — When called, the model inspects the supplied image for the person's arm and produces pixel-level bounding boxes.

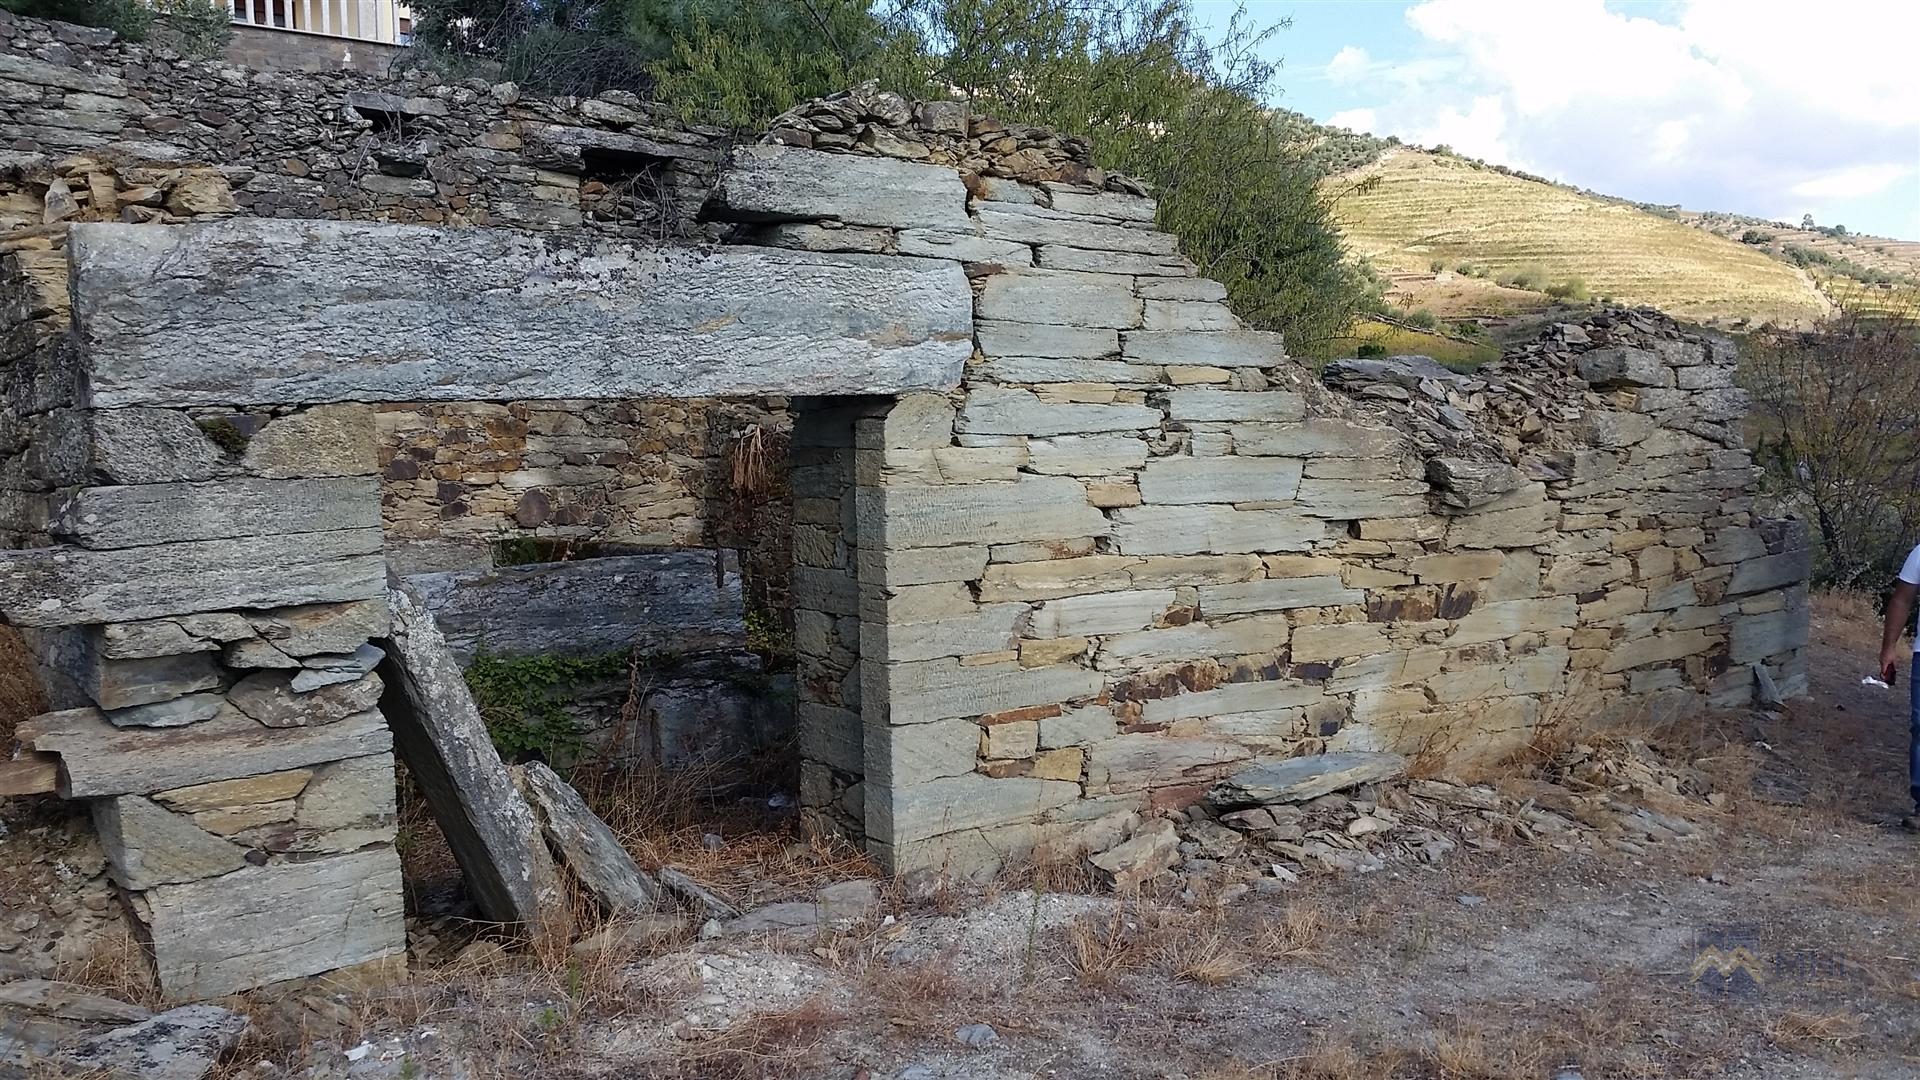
[1881,580,1917,682]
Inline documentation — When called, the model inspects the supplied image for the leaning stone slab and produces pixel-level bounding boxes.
[712,144,972,231]
[50,477,378,549]
[52,1004,249,1080]
[1206,751,1406,808]
[376,581,566,932]
[0,529,385,628]
[658,866,744,920]
[140,850,404,1000]
[515,761,663,915]
[18,705,391,798]
[69,220,972,406]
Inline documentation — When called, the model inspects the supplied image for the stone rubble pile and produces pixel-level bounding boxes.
[0,978,248,1080]
[1076,737,1720,892]
[765,81,1149,193]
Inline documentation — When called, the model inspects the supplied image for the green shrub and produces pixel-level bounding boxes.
[1405,308,1438,330]
[1498,265,1549,291]
[1544,277,1589,301]
[2,0,152,39]
[1428,259,1446,273]
[152,0,235,59]
[465,649,631,763]
[1355,342,1386,358]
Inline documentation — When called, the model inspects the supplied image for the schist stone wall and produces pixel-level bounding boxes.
[0,7,788,585]
[1,20,1811,997]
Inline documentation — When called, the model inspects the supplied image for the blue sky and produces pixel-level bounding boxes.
[1192,0,1920,240]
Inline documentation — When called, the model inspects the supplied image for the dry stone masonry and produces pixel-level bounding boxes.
[0,23,1810,998]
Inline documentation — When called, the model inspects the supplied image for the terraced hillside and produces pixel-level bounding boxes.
[1329,149,1832,327]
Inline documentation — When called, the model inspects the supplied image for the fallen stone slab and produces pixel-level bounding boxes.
[719,878,881,935]
[376,581,567,933]
[1206,752,1407,809]
[0,979,152,1024]
[569,914,695,957]
[1087,817,1179,891]
[657,866,743,920]
[515,761,663,915]
[52,1003,248,1080]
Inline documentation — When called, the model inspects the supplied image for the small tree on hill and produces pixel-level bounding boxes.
[1742,302,1920,588]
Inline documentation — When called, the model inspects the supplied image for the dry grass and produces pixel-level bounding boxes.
[1329,148,1830,326]
[663,996,843,1080]
[1764,1010,1868,1052]
[0,624,47,744]
[51,920,162,1010]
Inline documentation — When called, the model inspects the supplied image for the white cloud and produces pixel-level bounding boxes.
[1326,0,1920,237]
[1326,107,1378,135]
[1790,164,1915,200]
[1326,45,1372,83]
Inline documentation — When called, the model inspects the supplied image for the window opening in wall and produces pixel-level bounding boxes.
[579,147,671,233]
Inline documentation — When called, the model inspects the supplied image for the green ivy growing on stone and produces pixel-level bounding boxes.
[464,649,631,764]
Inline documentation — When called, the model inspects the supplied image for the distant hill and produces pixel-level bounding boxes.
[1319,149,1835,334]
[1659,209,1920,315]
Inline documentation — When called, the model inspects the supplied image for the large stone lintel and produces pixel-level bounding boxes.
[0,529,384,627]
[68,220,973,406]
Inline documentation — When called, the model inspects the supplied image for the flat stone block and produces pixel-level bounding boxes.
[1095,614,1290,669]
[958,387,1160,436]
[1122,330,1286,367]
[859,474,1107,548]
[872,657,1102,726]
[1232,420,1402,458]
[975,320,1119,359]
[1136,457,1302,505]
[867,773,1080,846]
[714,144,972,231]
[1164,390,1304,423]
[141,847,404,999]
[1109,506,1327,556]
[976,269,1141,329]
[50,477,379,550]
[1197,576,1361,616]
[70,221,972,406]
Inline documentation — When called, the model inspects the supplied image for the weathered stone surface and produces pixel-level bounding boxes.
[375,583,565,930]
[976,269,1141,329]
[52,1004,249,1080]
[873,657,1103,725]
[864,603,1025,663]
[241,404,378,478]
[958,386,1160,436]
[1037,245,1191,276]
[1293,479,1429,520]
[228,670,384,728]
[106,693,226,729]
[407,551,744,665]
[154,770,314,814]
[1725,549,1810,596]
[1088,818,1179,890]
[896,229,1032,263]
[50,477,379,549]
[1575,347,1668,387]
[1028,589,1174,638]
[1164,390,1304,423]
[1206,751,1406,808]
[1139,679,1325,724]
[1122,330,1286,367]
[1197,576,1361,615]
[1045,184,1157,221]
[0,529,385,628]
[222,638,301,669]
[1023,435,1150,475]
[1109,506,1327,556]
[1450,596,1579,645]
[1730,608,1810,662]
[1136,457,1303,505]
[858,545,991,587]
[86,408,222,484]
[88,651,222,710]
[517,761,663,915]
[1084,733,1250,794]
[95,613,254,660]
[18,705,391,798]
[1096,615,1290,669]
[69,220,972,406]
[974,205,1179,255]
[93,795,248,890]
[863,716,981,786]
[1426,457,1526,510]
[868,773,1079,845]
[246,599,390,657]
[860,474,1107,547]
[291,645,386,691]
[1287,622,1389,662]
[713,144,971,231]
[0,980,151,1025]
[975,320,1118,359]
[141,849,404,999]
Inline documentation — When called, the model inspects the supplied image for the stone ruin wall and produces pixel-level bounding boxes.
[1,8,790,598]
[0,10,1813,998]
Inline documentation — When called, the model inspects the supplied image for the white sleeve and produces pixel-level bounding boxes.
[1901,544,1920,585]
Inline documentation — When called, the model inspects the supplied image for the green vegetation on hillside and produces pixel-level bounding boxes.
[405,0,1379,353]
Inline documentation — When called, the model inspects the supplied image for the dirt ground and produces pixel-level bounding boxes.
[211,591,1911,1080]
